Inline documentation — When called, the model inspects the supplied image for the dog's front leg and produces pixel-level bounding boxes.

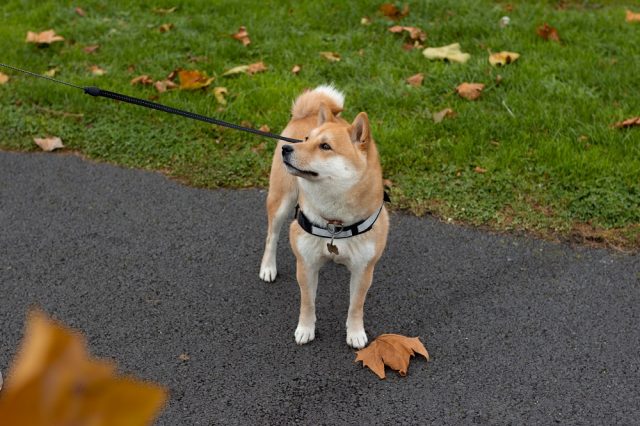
[294,258,320,345]
[346,262,375,349]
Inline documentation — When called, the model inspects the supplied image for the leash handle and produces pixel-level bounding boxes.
[83,87,303,143]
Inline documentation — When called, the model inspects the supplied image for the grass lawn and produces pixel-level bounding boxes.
[1,0,639,249]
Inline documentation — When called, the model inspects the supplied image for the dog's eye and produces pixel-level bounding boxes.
[319,143,332,151]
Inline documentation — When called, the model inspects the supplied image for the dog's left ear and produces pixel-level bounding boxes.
[350,112,371,148]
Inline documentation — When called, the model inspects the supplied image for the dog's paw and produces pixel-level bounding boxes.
[259,263,277,282]
[346,328,368,349]
[294,325,315,345]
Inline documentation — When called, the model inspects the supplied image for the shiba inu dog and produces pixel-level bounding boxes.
[259,85,389,349]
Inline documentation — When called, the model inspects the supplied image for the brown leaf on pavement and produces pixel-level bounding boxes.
[25,29,64,45]
[355,334,429,379]
[232,26,250,46]
[456,82,485,100]
[536,23,560,42]
[405,73,424,87]
[34,136,64,152]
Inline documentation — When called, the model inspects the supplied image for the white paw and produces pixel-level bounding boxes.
[259,263,277,282]
[294,325,315,345]
[346,328,368,349]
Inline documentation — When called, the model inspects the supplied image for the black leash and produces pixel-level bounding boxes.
[0,63,303,144]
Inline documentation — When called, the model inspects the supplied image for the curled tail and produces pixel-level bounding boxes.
[291,84,345,120]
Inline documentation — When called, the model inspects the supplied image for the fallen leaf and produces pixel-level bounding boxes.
[178,69,214,90]
[153,6,177,14]
[25,29,64,45]
[626,10,640,22]
[423,43,470,63]
[159,23,174,33]
[154,79,177,93]
[388,25,426,42]
[0,72,9,85]
[405,72,424,87]
[355,334,429,379]
[258,124,270,133]
[130,75,154,85]
[34,136,64,152]
[432,108,456,123]
[380,3,409,20]
[456,82,485,100]
[178,353,190,361]
[613,117,640,128]
[89,65,106,76]
[536,23,560,42]
[474,166,487,174]
[291,64,301,74]
[232,26,250,46]
[0,310,167,424]
[222,65,249,76]
[83,44,99,54]
[361,16,372,25]
[75,7,86,17]
[320,51,341,62]
[489,51,520,66]
[247,61,267,75]
[213,86,228,105]
[499,16,511,28]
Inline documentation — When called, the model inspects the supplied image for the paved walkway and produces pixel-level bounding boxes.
[0,151,638,424]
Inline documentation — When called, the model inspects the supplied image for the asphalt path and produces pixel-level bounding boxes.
[1,151,639,425]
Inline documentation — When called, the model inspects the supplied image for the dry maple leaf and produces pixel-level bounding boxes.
[89,65,106,76]
[232,26,250,46]
[34,136,64,152]
[456,82,485,100]
[291,64,301,74]
[406,73,424,87]
[355,334,429,379]
[25,29,64,45]
[213,87,228,105]
[0,310,167,425]
[432,107,456,123]
[154,79,177,93]
[131,75,154,85]
[320,51,341,62]
[83,44,100,54]
[379,3,409,20]
[75,7,86,17]
[0,72,9,85]
[423,43,470,63]
[178,69,214,90]
[626,10,640,23]
[613,117,640,128]
[536,23,560,42]
[489,51,520,66]
[247,61,267,75]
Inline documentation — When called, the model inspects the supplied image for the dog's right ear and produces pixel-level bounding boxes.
[317,103,335,126]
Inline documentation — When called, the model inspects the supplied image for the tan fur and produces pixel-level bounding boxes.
[259,87,389,348]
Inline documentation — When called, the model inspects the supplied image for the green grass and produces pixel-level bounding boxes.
[1,0,639,248]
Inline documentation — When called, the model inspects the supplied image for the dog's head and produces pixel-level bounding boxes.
[281,104,373,185]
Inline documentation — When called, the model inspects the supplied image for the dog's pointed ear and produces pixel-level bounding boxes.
[350,112,371,147]
[317,103,335,126]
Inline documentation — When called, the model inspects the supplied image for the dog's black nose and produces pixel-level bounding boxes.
[282,144,294,155]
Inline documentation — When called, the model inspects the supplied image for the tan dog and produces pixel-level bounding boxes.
[259,85,388,348]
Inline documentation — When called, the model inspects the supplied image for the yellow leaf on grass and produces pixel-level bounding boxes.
[626,10,640,22]
[232,25,250,46]
[0,310,167,425]
[0,72,9,85]
[355,334,429,379]
[222,62,267,76]
[489,51,520,66]
[178,70,214,90]
[153,6,177,14]
[456,82,485,100]
[291,64,301,74]
[405,73,424,87]
[320,51,341,62]
[25,29,64,45]
[34,136,64,151]
[213,87,228,105]
[423,43,470,63]
[44,68,58,77]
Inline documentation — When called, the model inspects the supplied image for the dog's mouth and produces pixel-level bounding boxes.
[283,160,318,177]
